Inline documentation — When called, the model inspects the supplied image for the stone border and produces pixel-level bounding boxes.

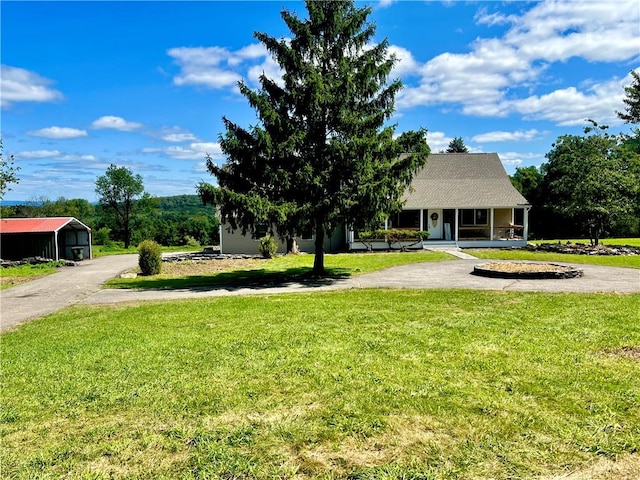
[472,262,584,279]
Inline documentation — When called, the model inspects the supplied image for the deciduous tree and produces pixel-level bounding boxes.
[95,164,147,248]
[0,140,20,201]
[541,121,639,244]
[198,0,429,275]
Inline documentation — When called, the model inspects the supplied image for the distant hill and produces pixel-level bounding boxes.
[155,194,214,214]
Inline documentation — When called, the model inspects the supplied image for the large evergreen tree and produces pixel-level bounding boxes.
[199,1,429,275]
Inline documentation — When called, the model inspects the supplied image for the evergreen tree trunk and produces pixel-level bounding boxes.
[313,220,325,276]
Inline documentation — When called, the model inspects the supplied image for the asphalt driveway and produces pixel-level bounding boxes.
[2,254,639,332]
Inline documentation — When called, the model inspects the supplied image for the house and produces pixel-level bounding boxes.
[219,152,529,254]
[349,152,530,249]
[0,217,92,261]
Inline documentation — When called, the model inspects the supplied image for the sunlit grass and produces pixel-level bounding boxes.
[2,290,639,479]
[107,250,454,289]
[0,262,63,290]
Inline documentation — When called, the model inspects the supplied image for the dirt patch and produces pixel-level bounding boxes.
[602,346,640,361]
[540,453,640,479]
[160,258,263,276]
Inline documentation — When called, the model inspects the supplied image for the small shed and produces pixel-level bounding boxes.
[0,217,92,261]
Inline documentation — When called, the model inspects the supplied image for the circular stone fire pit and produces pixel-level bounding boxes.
[473,262,583,279]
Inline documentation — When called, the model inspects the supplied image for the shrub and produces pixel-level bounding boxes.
[184,235,201,249]
[93,227,111,245]
[258,235,278,258]
[138,240,162,275]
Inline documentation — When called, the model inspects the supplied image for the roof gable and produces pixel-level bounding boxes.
[403,153,529,208]
[0,217,90,234]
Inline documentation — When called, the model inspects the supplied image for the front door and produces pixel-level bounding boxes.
[427,209,443,239]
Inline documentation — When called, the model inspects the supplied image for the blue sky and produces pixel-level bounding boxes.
[2,0,639,202]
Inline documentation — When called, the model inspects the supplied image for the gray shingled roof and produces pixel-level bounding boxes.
[402,153,529,209]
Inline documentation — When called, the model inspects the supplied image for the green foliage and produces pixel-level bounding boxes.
[184,235,201,249]
[0,140,20,201]
[359,229,429,245]
[92,227,111,245]
[95,164,147,248]
[541,121,639,244]
[199,1,429,275]
[137,240,162,276]
[2,291,639,478]
[258,235,278,258]
[617,69,640,124]
[445,136,469,153]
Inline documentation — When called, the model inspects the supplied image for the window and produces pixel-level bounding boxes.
[390,210,420,229]
[252,224,269,240]
[460,209,488,226]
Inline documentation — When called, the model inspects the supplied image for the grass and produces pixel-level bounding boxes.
[466,248,640,269]
[2,289,639,479]
[0,261,64,290]
[92,244,201,258]
[106,250,454,289]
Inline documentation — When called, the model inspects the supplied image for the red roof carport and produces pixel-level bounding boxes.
[0,217,92,261]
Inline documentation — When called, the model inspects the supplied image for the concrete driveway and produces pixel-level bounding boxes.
[1,254,137,332]
[2,255,639,332]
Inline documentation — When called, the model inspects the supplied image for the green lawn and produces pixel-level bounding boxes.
[107,250,454,289]
[2,290,639,479]
[466,248,640,269]
[0,261,64,290]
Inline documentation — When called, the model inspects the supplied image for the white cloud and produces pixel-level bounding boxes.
[144,142,223,160]
[506,76,626,126]
[16,150,61,159]
[168,46,244,89]
[378,0,397,9]
[425,131,452,153]
[59,154,97,161]
[395,0,639,125]
[162,132,198,142]
[169,42,286,90]
[498,151,544,168]
[28,126,88,139]
[91,115,142,131]
[388,45,420,78]
[472,129,540,143]
[247,56,284,86]
[0,65,63,108]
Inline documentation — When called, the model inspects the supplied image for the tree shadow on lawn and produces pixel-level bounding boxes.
[112,267,352,291]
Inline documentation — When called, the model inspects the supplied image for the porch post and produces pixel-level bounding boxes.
[523,207,530,241]
[490,208,494,241]
[419,209,424,231]
[454,208,459,243]
[384,217,389,230]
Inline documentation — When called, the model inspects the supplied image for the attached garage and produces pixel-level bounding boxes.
[0,217,92,261]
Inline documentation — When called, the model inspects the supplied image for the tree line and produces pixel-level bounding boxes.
[0,189,220,249]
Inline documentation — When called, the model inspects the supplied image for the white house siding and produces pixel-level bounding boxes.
[220,224,346,255]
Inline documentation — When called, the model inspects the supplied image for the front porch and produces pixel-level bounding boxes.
[347,206,529,251]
